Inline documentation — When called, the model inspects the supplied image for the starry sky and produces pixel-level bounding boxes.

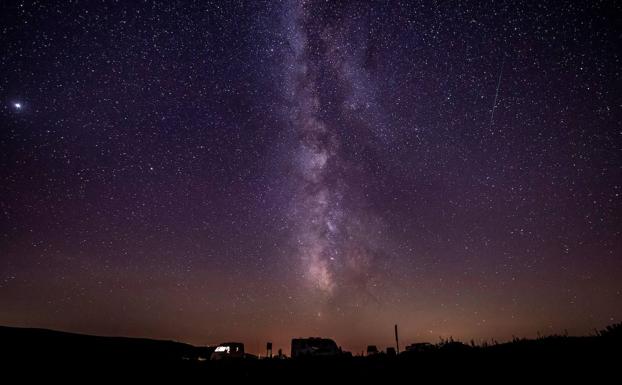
[1,0,621,355]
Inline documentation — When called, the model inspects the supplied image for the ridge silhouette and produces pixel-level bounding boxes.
[1,323,619,381]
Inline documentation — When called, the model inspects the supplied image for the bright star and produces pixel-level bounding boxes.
[14,102,22,109]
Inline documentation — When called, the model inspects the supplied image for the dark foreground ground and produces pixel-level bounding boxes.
[1,324,620,382]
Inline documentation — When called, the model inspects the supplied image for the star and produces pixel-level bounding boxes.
[13,102,22,110]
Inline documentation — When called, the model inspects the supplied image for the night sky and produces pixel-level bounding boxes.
[1,0,621,355]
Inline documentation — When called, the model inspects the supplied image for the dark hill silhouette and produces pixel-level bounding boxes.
[0,325,212,364]
[1,323,620,381]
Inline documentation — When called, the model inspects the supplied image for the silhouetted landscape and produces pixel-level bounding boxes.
[2,324,620,380]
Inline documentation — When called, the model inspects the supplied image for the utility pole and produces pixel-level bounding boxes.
[395,324,400,354]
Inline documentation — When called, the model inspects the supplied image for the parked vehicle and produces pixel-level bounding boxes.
[291,337,340,358]
[210,342,245,360]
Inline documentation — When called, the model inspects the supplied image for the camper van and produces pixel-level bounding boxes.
[291,338,340,358]
[210,342,245,360]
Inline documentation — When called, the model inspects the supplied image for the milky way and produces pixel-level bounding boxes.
[283,1,388,304]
